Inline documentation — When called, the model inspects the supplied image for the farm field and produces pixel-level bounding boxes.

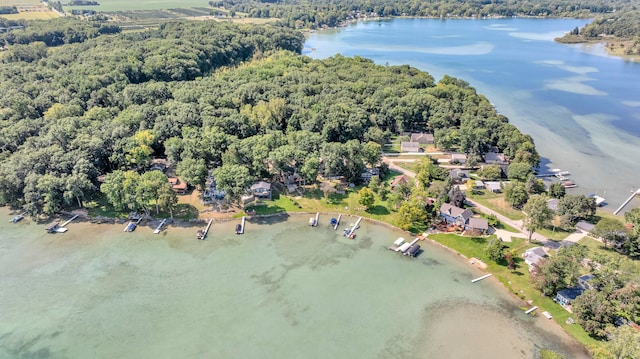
[0,0,41,5]
[63,0,211,11]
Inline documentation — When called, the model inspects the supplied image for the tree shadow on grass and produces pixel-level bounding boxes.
[249,212,290,225]
[173,204,199,221]
[366,205,389,215]
[470,237,488,245]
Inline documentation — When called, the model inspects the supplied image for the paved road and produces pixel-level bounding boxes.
[383,156,550,244]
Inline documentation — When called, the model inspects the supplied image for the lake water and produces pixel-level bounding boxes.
[0,207,588,358]
[305,18,640,212]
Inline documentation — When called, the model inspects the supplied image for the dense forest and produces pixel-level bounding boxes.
[0,20,536,216]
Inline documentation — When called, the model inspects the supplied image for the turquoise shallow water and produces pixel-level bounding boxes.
[305,18,640,211]
[0,207,588,358]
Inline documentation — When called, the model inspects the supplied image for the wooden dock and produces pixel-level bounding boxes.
[197,218,213,240]
[524,306,538,314]
[60,214,78,228]
[471,274,492,283]
[345,216,363,237]
[333,214,342,230]
[153,219,167,234]
[613,188,640,215]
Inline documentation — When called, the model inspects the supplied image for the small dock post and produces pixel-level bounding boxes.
[334,214,342,230]
[471,274,492,283]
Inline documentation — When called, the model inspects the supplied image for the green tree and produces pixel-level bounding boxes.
[531,244,586,296]
[507,162,532,181]
[358,187,375,209]
[213,164,254,204]
[504,182,529,209]
[396,199,427,231]
[361,141,382,167]
[100,170,127,211]
[485,238,505,262]
[557,195,596,224]
[572,290,616,338]
[604,325,640,359]
[176,158,208,190]
[525,173,544,194]
[523,194,553,242]
[592,217,628,249]
[478,164,501,180]
[548,182,566,198]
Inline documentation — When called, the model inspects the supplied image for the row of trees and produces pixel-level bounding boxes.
[208,0,629,30]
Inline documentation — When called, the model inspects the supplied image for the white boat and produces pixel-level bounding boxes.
[393,237,406,246]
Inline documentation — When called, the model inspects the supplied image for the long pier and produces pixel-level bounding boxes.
[524,306,538,314]
[613,188,640,215]
[346,216,363,237]
[153,219,167,234]
[471,274,492,283]
[314,212,319,227]
[60,214,78,227]
[334,214,342,230]
[239,216,246,234]
[203,218,213,239]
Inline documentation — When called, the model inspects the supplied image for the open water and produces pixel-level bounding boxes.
[0,207,588,358]
[305,18,640,212]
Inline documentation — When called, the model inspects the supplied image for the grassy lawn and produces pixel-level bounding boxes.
[579,237,640,277]
[429,232,598,348]
[466,189,525,220]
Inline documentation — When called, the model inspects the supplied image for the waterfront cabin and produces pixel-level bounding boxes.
[168,177,188,194]
[410,133,434,144]
[251,181,272,200]
[45,222,59,233]
[484,181,504,193]
[439,203,473,227]
[360,168,380,183]
[390,174,411,192]
[555,287,585,307]
[465,217,489,234]
[523,247,547,271]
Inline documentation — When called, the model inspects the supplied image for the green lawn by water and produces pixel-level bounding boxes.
[428,233,597,348]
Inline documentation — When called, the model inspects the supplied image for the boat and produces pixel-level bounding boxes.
[235,224,242,234]
[330,218,338,226]
[124,222,136,232]
[11,212,25,223]
[405,244,421,257]
[562,181,578,188]
[308,217,317,226]
[196,229,205,240]
[45,222,59,233]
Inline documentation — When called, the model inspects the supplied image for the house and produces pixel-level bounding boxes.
[547,198,559,212]
[484,181,503,193]
[578,274,595,290]
[439,203,473,227]
[465,217,489,234]
[523,247,547,271]
[474,180,485,189]
[450,153,467,164]
[410,133,434,144]
[400,142,421,153]
[450,169,470,183]
[360,168,380,183]
[168,177,187,194]
[251,181,272,199]
[484,152,508,164]
[390,174,411,191]
[555,287,585,306]
[150,158,168,172]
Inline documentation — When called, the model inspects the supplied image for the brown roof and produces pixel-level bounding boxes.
[168,177,187,191]
[390,174,411,188]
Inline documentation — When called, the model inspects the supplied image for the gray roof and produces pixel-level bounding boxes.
[547,198,559,212]
[440,203,473,221]
[523,247,547,267]
[467,217,489,230]
[400,142,420,152]
[485,152,507,163]
[251,181,271,191]
[484,181,503,192]
[410,133,434,144]
[576,221,595,233]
